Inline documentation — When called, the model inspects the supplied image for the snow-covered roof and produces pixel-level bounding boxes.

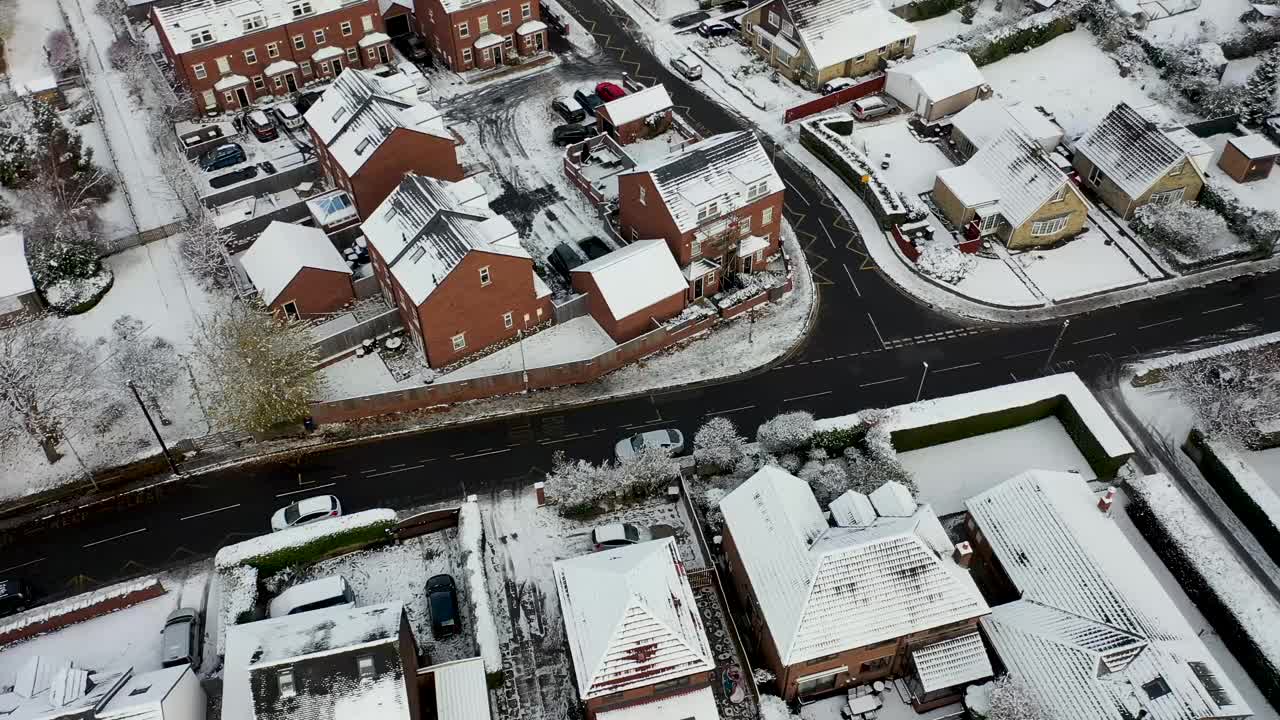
[0,658,132,720]
[719,465,989,665]
[571,240,686,321]
[911,632,992,693]
[222,603,409,720]
[829,490,876,527]
[885,49,984,104]
[1074,103,1202,199]
[1228,133,1280,160]
[869,480,916,517]
[779,0,916,70]
[421,658,491,720]
[263,59,298,75]
[0,231,34,300]
[1252,2,1280,17]
[267,575,351,617]
[628,131,783,233]
[968,471,1250,720]
[553,538,714,700]
[213,74,248,91]
[362,174,530,306]
[518,19,547,33]
[596,687,720,720]
[358,31,390,47]
[936,125,1074,227]
[304,69,450,176]
[598,84,673,127]
[378,0,413,12]
[154,0,370,54]
[951,99,1064,152]
[241,221,351,304]
[97,665,192,720]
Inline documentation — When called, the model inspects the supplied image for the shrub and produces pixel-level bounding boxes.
[1131,202,1231,256]
[810,425,866,455]
[693,417,747,473]
[757,411,815,453]
[237,520,395,575]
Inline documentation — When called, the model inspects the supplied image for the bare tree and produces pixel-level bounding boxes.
[0,315,101,462]
[45,30,78,77]
[103,315,180,422]
[1165,344,1280,447]
[178,213,235,290]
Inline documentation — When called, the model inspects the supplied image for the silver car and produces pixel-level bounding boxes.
[615,428,684,461]
[671,54,703,80]
[851,95,893,121]
[271,494,342,532]
[161,607,203,669]
[592,522,676,550]
[273,102,303,130]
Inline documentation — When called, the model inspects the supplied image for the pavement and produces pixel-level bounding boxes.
[3,4,1280,602]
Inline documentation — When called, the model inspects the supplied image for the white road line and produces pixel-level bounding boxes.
[390,463,407,469]
[419,458,435,463]
[1003,347,1051,359]
[456,448,513,459]
[704,405,756,416]
[783,179,810,205]
[83,528,147,548]
[820,223,836,249]
[1072,332,1117,345]
[859,376,905,388]
[180,503,241,521]
[783,390,832,402]
[1203,302,1245,315]
[1137,317,1182,330]
[330,473,348,480]
[866,312,886,348]
[1266,293,1280,300]
[366,464,425,478]
[0,557,45,574]
[842,263,861,298]
[361,468,378,474]
[935,361,981,373]
[275,482,336,498]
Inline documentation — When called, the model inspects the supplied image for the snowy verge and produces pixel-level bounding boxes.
[1131,331,1280,381]
[0,576,163,645]
[213,508,397,569]
[213,564,257,657]
[458,500,500,673]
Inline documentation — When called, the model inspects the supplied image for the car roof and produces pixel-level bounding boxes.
[642,428,673,442]
[268,575,348,614]
[294,495,336,514]
[855,96,887,106]
[249,110,269,124]
[594,523,626,540]
[277,102,298,114]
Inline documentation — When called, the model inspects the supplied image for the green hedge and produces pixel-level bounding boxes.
[900,0,966,21]
[968,15,1077,66]
[810,425,867,455]
[1125,487,1280,707]
[240,520,396,575]
[1183,431,1280,568]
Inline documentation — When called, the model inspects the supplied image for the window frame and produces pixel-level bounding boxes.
[1050,185,1067,203]
[478,14,489,33]
[457,21,470,38]
[1030,214,1070,237]
[357,655,376,681]
[346,47,359,63]
[291,1,313,17]
[314,29,327,44]
[277,670,296,698]
[300,60,312,75]
[243,48,258,65]
[479,266,492,286]
[242,14,266,32]
[1087,164,1103,185]
[1148,188,1184,206]
[761,206,774,226]
[461,47,473,64]
[500,9,512,25]
[267,42,280,58]
[192,63,207,80]
[293,34,306,50]
[451,333,467,351]
[362,14,375,31]
[252,75,266,90]
[190,29,214,46]
[503,311,514,329]
[341,20,353,36]
[767,10,779,26]
[521,2,532,18]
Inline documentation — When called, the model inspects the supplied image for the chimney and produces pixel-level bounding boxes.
[534,482,546,507]
[953,541,973,568]
[1098,487,1117,513]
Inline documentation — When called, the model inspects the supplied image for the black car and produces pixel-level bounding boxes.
[294,91,324,114]
[405,34,430,61]
[697,20,735,37]
[552,96,586,123]
[573,88,606,116]
[553,123,595,146]
[670,10,709,28]
[198,143,246,171]
[578,236,610,260]
[548,241,585,279]
[0,579,34,618]
[426,574,461,639]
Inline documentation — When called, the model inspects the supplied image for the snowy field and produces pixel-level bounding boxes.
[853,118,951,196]
[1015,230,1149,302]
[899,416,1096,515]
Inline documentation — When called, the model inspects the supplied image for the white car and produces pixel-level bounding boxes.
[820,77,857,95]
[615,429,685,461]
[671,54,703,81]
[273,102,303,129]
[396,61,429,92]
[271,495,342,532]
[592,522,676,550]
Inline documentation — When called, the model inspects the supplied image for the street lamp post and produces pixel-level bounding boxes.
[518,318,529,390]
[1042,318,1072,375]
[915,361,930,402]
[127,381,180,476]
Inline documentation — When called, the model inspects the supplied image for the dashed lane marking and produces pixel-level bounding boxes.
[1137,317,1181,330]
[83,528,147,548]
[1203,303,1245,315]
[934,361,981,373]
[859,376,905,388]
[366,464,425,478]
[180,504,241,521]
[1072,332,1118,345]
[275,482,336,498]
[704,405,756,416]
[783,390,832,402]
[0,558,45,574]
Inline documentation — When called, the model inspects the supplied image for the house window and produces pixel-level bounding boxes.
[747,180,768,200]
[479,266,492,286]
[1031,214,1071,237]
[362,14,374,31]
[457,21,470,37]
[978,212,1000,233]
[462,47,472,64]
[216,56,231,73]
[368,47,377,59]
[638,185,646,205]
[1149,188,1184,206]
[314,29,326,44]
[242,14,266,32]
[253,75,266,90]
[1050,185,1066,203]
[190,29,214,46]
[201,89,216,108]
[1169,160,1184,176]
[192,63,207,80]
[1087,164,1104,186]
[762,206,774,226]
[293,35,306,50]
[277,670,296,698]
[267,42,280,58]
[691,237,701,259]
[767,10,779,26]
[301,60,312,75]
[780,19,793,37]
[273,75,283,88]
[757,33,772,51]
[1143,677,1171,700]
[796,670,841,698]
[341,21,353,36]
[503,311,513,329]
[357,655,375,681]
[452,333,467,351]
[224,91,234,104]
[696,201,719,223]
[478,15,489,32]
[244,48,257,64]
[521,2,532,18]
[853,53,865,62]
[500,9,512,24]
[346,47,359,63]
[291,1,314,17]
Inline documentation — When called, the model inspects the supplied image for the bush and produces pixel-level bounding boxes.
[907,0,966,21]
[963,14,1077,66]
[809,425,866,455]
[757,411,815,453]
[694,417,747,473]
[238,520,395,576]
[1131,202,1231,256]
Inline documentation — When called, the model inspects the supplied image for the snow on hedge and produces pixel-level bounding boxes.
[214,508,398,569]
[0,576,161,637]
[1130,330,1280,378]
[1207,439,1280,533]
[214,563,258,656]
[458,499,500,673]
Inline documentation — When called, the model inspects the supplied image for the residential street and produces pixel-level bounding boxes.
[2,0,1278,601]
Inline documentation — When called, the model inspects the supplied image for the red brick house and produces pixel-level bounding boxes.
[595,84,673,145]
[304,69,462,218]
[362,174,553,367]
[239,220,354,319]
[570,240,687,343]
[413,0,547,72]
[553,538,719,720]
[152,0,394,114]
[616,131,785,302]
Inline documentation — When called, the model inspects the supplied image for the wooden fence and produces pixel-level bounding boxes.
[783,74,885,124]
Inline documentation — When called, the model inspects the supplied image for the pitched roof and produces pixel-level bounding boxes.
[0,658,131,720]
[719,466,989,665]
[553,538,714,700]
[627,131,784,233]
[362,175,530,306]
[780,0,916,69]
[598,84,673,127]
[936,125,1073,227]
[911,632,993,693]
[155,0,360,55]
[967,471,1249,720]
[0,231,33,300]
[950,99,1064,152]
[829,490,875,527]
[571,240,686,320]
[97,665,193,720]
[304,70,450,176]
[1074,103,1199,199]
[241,221,351,304]
[885,49,984,103]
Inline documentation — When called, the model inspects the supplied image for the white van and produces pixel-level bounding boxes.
[268,576,355,618]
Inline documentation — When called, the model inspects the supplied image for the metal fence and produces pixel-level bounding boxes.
[552,293,589,322]
[312,307,402,361]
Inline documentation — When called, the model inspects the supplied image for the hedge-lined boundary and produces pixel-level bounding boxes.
[1183,431,1280,568]
[230,520,396,576]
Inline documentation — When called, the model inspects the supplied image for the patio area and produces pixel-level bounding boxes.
[799,681,963,720]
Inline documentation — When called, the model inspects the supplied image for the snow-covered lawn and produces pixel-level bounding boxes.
[1136,0,1254,43]
[0,0,63,92]
[912,3,1004,51]
[75,116,139,242]
[800,687,961,720]
[687,36,812,113]
[1203,133,1280,215]
[1014,229,1149,302]
[852,118,952,196]
[318,351,417,402]
[947,252,1040,307]
[899,416,1097,515]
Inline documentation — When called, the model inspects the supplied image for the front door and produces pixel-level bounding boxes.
[329,59,343,76]
[492,44,503,65]
[235,87,250,107]
[378,45,390,64]
[741,255,752,273]
[534,32,545,51]
[693,275,704,299]
[284,73,298,93]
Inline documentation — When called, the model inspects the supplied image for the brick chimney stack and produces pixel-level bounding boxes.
[1098,487,1117,513]
[953,541,973,568]
[534,482,546,507]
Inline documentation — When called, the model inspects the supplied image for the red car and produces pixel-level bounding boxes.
[595,81,626,102]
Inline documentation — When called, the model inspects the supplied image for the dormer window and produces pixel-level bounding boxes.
[189,29,213,46]
[242,15,266,32]
[355,138,371,155]
[291,1,314,17]
[357,655,375,681]
[746,180,768,200]
[696,200,720,224]
[277,670,296,698]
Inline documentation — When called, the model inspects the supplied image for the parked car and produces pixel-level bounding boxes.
[405,34,431,61]
[670,10,709,28]
[268,575,355,618]
[595,81,627,102]
[577,236,610,260]
[573,87,605,116]
[271,494,342,532]
[245,110,278,142]
[161,607,203,669]
[397,61,429,92]
[295,91,324,114]
[0,579,34,619]
[696,19,734,37]
[592,522,676,550]
[548,241,585,279]
[273,102,303,130]
[821,77,857,95]
[208,165,257,188]
[552,96,586,123]
[615,428,685,461]
[198,143,246,171]
[426,574,461,638]
[720,0,747,11]
[553,123,596,146]
[671,54,703,80]
[851,95,893,121]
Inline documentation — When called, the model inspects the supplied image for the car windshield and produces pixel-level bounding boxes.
[430,590,454,620]
[667,429,680,443]
[630,435,645,451]
[161,620,187,654]
[623,524,641,542]
[284,503,301,524]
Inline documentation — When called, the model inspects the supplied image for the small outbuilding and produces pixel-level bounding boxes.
[596,84,674,145]
[0,231,39,319]
[571,239,686,342]
[884,49,986,123]
[240,221,354,320]
[97,665,207,720]
[1217,133,1280,183]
